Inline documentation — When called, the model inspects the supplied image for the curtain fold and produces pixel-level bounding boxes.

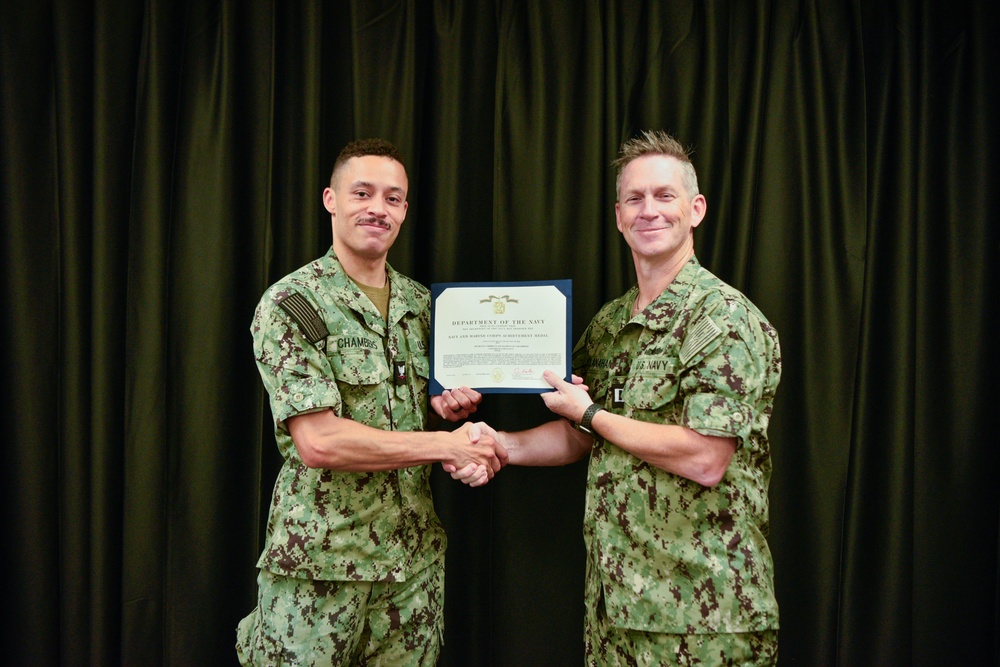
[2,5,62,666]
[1,1,996,664]
[121,2,186,662]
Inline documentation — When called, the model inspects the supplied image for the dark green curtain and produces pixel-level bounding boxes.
[2,1,996,665]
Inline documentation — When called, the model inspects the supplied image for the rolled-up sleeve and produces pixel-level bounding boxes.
[252,292,341,430]
[678,304,765,446]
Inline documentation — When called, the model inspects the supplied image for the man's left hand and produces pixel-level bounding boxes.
[431,386,483,422]
[540,371,593,422]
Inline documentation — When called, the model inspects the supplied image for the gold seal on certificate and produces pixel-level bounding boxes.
[430,280,572,394]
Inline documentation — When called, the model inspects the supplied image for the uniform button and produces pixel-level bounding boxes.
[293,392,304,402]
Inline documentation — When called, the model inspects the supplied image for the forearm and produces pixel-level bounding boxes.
[503,419,593,467]
[587,409,735,486]
[288,409,487,472]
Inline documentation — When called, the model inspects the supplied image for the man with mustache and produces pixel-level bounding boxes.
[457,131,781,664]
[237,138,504,665]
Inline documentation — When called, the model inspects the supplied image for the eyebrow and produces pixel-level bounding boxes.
[624,185,677,196]
[349,180,406,195]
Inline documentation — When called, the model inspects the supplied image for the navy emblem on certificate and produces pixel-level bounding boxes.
[429,280,572,394]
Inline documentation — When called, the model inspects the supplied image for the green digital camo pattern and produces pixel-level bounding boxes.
[586,625,778,667]
[250,248,445,582]
[236,567,443,666]
[583,550,778,665]
[573,257,781,635]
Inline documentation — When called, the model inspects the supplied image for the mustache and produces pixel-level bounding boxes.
[358,216,391,229]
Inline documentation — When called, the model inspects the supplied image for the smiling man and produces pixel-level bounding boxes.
[237,138,504,666]
[455,131,782,664]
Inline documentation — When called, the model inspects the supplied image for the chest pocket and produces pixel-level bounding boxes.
[328,347,391,423]
[624,356,680,420]
[410,354,429,383]
[580,357,616,406]
[328,347,390,386]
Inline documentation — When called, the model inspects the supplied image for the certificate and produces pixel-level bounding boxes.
[430,280,572,394]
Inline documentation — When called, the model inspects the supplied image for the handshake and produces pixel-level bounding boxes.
[430,370,593,487]
[440,420,509,488]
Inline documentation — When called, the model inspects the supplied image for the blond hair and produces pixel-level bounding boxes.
[612,130,699,199]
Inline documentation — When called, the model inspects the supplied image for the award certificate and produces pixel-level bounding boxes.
[430,280,572,394]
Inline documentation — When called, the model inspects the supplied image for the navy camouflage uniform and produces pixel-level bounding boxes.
[574,257,781,665]
[237,248,444,666]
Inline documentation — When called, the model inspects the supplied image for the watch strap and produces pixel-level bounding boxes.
[578,403,605,434]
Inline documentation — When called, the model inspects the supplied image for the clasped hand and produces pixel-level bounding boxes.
[442,422,508,487]
[443,372,591,487]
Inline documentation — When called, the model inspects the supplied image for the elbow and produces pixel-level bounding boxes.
[288,424,333,469]
[294,434,326,468]
[694,464,727,488]
[286,411,342,469]
[688,454,731,488]
[686,434,737,487]
[297,447,324,469]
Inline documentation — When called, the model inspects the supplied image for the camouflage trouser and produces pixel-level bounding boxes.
[584,564,777,666]
[235,563,444,666]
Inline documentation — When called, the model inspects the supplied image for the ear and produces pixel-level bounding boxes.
[322,188,336,215]
[689,194,707,229]
[615,202,623,233]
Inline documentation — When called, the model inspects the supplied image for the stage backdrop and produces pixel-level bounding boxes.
[2,1,997,665]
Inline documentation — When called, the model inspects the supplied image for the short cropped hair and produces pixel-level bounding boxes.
[612,130,699,199]
[329,138,406,188]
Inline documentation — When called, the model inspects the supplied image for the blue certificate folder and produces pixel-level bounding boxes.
[429,279,572,394]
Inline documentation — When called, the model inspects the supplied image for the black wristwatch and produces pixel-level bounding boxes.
[576,403,605,435]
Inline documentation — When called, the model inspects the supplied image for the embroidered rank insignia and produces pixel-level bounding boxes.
[680,314,722,366]
[277,292,330,349]
[393,358,407,385]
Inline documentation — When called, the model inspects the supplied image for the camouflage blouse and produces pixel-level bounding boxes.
[573,257,781,633]
[250,248,444,582]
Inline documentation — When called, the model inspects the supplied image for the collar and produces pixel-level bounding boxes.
[626,256,702,331]
[320,248,423,331]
